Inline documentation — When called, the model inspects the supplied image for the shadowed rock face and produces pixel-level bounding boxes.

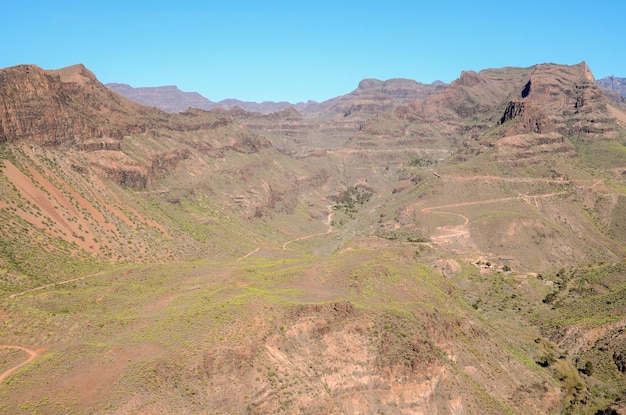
[503,62,615,135]
[499,99,554,135]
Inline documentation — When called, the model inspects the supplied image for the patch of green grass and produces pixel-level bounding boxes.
[570,135,626,170]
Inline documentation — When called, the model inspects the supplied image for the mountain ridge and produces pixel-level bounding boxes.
[106,82,298,114]
[0,64,168,145]
[105,69,626,120]
[106,77,447,117]
[598,75,626,97]
[1,60,625,414]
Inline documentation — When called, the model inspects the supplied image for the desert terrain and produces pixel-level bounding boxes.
[0,62,625,414]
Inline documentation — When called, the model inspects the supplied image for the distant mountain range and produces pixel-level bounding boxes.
[597,76,626,99]
[106,78,447,115]
[108,76,626,116]
[106,83,297,114]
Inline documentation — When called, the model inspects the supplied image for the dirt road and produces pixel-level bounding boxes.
[421,191,567,243]
[238,209,334,260]
[0,345,39,383]
[7,271,104,300]
[282,210,334,249]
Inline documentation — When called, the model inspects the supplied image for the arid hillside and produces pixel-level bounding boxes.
[1,62,625,414]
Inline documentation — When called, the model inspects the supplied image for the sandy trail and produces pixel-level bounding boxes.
[282,211,334,249]
[237,247,261,261]
[238,209,334,260]
[0,345,39,383]
[421,191,567,243]
[422,208,470,226]
[439,174,600,186]
[7,271,104,300]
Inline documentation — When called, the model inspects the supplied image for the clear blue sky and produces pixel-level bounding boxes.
[2,1,624,103]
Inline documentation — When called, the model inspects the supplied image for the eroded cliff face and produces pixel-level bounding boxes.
[498,62,616,136]
[499,99,554,135]
[0,64,273,189]
[363,62,621,146]
[0,64,166,145]
[0,65,76,144]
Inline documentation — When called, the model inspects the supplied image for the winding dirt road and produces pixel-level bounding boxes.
[238,209,334,260]
[437,174,602,187]
[0,345,39,383]
[421,191,567,243]
[281,210,334,250]
[7,271,105,300]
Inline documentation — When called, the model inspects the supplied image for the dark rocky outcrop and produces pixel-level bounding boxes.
[499,99,554,134]
[614,348,626,373]
[92,161,149,189]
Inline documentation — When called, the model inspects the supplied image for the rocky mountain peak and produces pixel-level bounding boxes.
[498,62,616,136]
[577,60,596,83]
[0,64,168,145]
[50,63,99,85]
[301,78,445,120]
[357,78,384,89]
[455,70,486,87]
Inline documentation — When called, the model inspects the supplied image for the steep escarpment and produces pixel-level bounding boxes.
[0,64,169,145]
[355,62,623,147]
[498,62,617,136]
[0,64,275,189]
[344,66,534,151]
[499,99,554,135]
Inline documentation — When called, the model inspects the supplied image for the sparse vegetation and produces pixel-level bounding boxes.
[1,61,625,414]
